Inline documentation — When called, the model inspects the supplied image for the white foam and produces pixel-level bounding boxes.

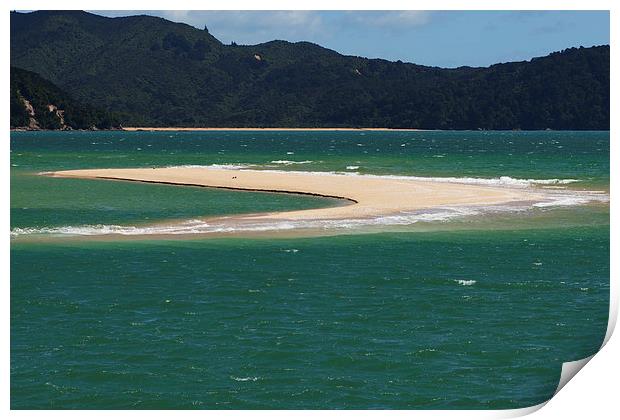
[533,190,608,208]
[1,205,522,238]
[455,280,477,286]
[269,160,313,165]
[10,186,609,239]
[357,174,581,188]
[10,219,213,237]
[167,165,583,189]
[230,376,259,382]
[534,197,591,208]
[167,164,251,170]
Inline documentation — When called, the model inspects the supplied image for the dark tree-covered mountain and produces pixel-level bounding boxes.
[10,66,121,129]
[10,10,610,130]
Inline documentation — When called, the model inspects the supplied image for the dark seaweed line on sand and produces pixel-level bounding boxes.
[90,175,360,204]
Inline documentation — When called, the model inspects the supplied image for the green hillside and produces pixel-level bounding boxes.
[10,10,610,130]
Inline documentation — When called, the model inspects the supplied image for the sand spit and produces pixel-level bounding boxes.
[48,167,544,224]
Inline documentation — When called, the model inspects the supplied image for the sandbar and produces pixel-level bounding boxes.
[48,167,545,227]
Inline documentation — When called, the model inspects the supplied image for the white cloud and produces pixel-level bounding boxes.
[91,10,434,45]
[161,10,191,21]
[155,11,327,44]
[343,11,432,28]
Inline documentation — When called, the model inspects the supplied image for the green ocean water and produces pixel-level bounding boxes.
[10,130,609,409]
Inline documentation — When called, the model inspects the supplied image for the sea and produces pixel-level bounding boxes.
[10,130,610,409]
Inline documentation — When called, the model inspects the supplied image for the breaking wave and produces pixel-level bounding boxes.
[455,280,477,286]
[166,164,250,170]
[165,164,581,188]
[269,160,314,165]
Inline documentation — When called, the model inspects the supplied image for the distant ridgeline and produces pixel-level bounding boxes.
[11,67,121,130]
[10,10,610,130]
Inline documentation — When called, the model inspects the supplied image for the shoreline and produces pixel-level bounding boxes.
[44,167,546,238]
[10,127,423,132]
[10,127,611,133]
[120,127,423,132]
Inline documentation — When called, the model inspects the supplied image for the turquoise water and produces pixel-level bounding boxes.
[10,130,609,409]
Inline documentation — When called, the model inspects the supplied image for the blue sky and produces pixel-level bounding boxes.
[92,10,609,68]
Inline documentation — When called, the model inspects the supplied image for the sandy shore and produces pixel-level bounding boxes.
[122,127,421,132]
[48,167,544,226]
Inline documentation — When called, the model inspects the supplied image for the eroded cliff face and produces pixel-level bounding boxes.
[21,97,40,129]
[11,66,121,130]
[15,97,70,130]
[47,104,67,130]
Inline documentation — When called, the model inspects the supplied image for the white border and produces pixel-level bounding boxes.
[3,1,616,418]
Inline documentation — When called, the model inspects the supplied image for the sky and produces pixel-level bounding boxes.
[91,10,610,68]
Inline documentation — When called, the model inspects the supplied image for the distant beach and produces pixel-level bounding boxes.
[121,127,423,132]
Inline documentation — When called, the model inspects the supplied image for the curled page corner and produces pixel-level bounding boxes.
[549,298,619,396]
[545,292,619,400]
[554,355,595,396]
[602,299,617,347]
[492,354,597,419]
[493,401,547,419]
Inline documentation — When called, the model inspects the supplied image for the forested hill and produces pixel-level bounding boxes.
[10,10,610,130]
[11,67,121,130]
